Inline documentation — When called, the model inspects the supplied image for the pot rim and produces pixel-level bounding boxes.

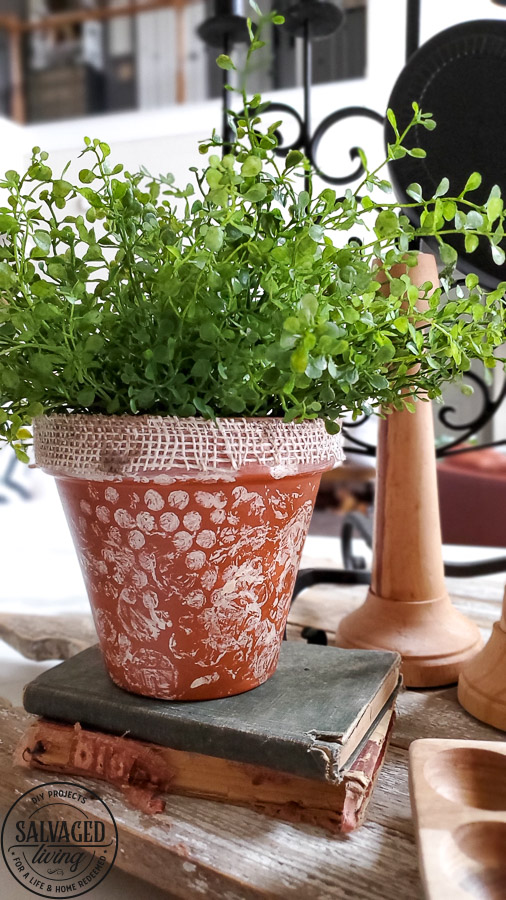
[33,413,344,481]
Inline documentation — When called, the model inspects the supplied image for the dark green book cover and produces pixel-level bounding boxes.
[23,643,400,783]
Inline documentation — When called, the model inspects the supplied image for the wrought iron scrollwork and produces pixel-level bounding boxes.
[341,372,506,459]
[264,102,306,155]
[308,106,385,186]
[436,372,506,456]
[342,415,378,458]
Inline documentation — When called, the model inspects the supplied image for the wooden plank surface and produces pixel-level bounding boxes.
[289,568,505,643]
[0,704,422,900]
[0,545,504,899]
[0,613,97,660]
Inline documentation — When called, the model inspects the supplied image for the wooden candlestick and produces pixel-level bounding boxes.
[458,587,506,731]
[335,254,482,687]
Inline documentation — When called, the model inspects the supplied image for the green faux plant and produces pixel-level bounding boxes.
[0,5,505,461]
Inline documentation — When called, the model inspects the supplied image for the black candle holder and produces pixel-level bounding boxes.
[198,0,385,187]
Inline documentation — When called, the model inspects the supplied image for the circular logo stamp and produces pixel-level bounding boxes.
[1,781,118,897]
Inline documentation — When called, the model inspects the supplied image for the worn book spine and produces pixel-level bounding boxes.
[15,707,395,834]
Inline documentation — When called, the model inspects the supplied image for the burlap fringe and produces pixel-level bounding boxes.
[33,415,344,480]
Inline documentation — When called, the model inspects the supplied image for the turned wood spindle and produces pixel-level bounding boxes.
[335,253,482,688]
[458,586,506,731]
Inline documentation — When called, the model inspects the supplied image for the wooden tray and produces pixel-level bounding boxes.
[409,738,506,900]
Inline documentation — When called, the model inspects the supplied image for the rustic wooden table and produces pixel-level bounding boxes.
[0,537,504,900]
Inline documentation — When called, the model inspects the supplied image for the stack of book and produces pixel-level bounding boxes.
[18,643,401,833]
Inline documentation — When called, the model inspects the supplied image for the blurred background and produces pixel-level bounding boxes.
[0,0,366,123]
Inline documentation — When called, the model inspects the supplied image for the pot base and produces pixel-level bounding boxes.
[336,589,483,688]
[105,652,278,701]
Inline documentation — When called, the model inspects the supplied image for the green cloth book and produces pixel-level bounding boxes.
[23,643,401,784]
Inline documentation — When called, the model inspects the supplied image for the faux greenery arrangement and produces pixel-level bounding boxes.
[0,5,504,462]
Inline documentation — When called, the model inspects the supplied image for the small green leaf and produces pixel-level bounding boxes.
[491,243,505,265]
[14,447,30,464]
[290,347,308,373]
[285,149,304,168]
[85,334,104,353]
[342,307,359,324]
[465,233,479,253]
[244,183,267,202]
[308,225,324,242]
[370,374,389,390]
[386,108,398,131]
[0,261,16,287]
[0,213,19,233]
[439,242,458,266]
[442,200,457,222]
[466,211,483,229]
[205,167,222,188]
[463,172,482,193]
[199,321,220,342]
[407,284,420,303]
[84,245,104,262]
[375,344,395,364]
[393,316,409,334]
[300,293,318,317]
[374,210,398,238]
[241,156,262,177]
[454,210,466,230]
[297,190,310,212]
[434,177,449,197]
[79,168,95,184]
[33,230,51,253]
[487,193,503,224]
[406,182,423,202]
[216,54,236,71]
[77,388,96,406]
[53,179,73,200]
[28,163,52,182]
[284,316,301,334]
[204,226,224,252]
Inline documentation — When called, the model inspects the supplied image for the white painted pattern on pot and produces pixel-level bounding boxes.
[66,478,316,699]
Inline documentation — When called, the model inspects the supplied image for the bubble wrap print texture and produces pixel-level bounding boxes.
[58,474,320,699]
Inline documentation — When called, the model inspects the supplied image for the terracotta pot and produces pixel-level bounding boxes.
[34,415,342,701]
